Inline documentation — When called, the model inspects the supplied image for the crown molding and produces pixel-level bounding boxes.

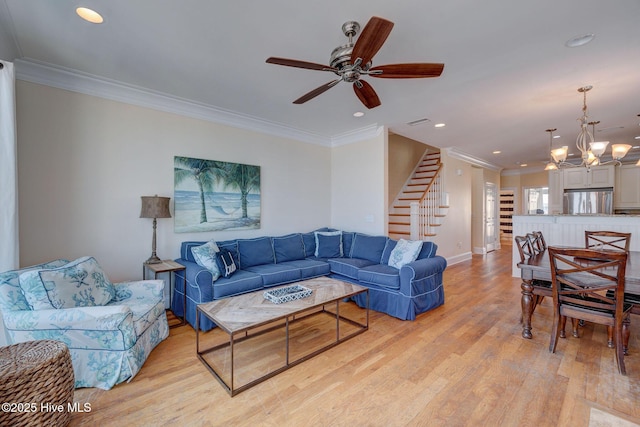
[444,147,502,171]
[13,59,376,148]
[331,124,384,147]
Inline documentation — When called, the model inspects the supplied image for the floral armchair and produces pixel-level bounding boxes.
[0,257,169,390]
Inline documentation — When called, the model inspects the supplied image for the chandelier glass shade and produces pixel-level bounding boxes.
[547,86,632,170]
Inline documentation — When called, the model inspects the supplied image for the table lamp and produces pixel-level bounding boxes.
[140,195,171,264]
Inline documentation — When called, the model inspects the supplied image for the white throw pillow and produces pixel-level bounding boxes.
[191,240,221,281]
[388,239,424,269]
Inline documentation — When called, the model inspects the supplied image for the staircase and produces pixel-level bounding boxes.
[388,151,448,240]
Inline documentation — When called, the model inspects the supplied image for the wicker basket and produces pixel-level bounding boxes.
[0,340,75,427]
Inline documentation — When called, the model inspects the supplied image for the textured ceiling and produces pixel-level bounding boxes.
[1,0,640,172]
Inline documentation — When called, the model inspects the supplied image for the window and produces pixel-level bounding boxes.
[523,187,549,215]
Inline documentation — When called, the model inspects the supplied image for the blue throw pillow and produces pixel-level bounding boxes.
[215,249,238,278]
[314,231,343,258]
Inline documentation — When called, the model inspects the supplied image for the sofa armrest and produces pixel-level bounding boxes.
[112,279,164,304]
[176,259,215,295]
[399,255,447,296]
[3,305,138,350]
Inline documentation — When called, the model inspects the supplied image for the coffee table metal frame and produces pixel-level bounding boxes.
[196,280,369,396]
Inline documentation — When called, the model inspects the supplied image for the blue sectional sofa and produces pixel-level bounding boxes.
[173,229,447,331]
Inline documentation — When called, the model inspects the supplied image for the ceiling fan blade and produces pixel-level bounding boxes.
[353,80,381,109]
[293,79,342,104]
[266,57,336,72]
[369,63,445,78]
[351,17,394,66]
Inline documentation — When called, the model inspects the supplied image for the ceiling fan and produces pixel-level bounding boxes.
[266,16,444,109]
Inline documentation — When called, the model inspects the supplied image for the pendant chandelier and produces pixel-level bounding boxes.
[547,85,632,169]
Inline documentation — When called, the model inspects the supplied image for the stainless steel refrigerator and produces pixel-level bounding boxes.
[563,188,613,215]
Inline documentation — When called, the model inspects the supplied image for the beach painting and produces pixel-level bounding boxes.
[174,156,261,233]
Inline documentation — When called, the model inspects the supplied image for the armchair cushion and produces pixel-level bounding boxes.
[0,259,69,312]
[19,257,115,310]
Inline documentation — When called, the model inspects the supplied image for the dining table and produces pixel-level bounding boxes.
[517,248,640,339]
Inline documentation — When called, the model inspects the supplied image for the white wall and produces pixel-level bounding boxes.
[330,128,387,235]
[430,151,473,264]
[16,81,332,281]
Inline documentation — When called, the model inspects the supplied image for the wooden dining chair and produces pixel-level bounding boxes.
[548,247,632,375]
[584,230,638,323]
[585,230,631,252]
[515,235,557,330]
[527,231,547,254]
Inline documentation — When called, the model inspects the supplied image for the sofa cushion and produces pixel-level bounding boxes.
[19,257,115,310]
[341,232,356,258]
[245,264,301,287]
[328,258,376,280]
[273,234,306,263]
[388,239,424,269]
[0,259,69,312]
[238,237,275,268]
[381,239,397,264]
[212,270,264,299]
[358,264,401,290]
[350,234,388,263]
[417,241,438,259]
[279,259,331,279]
[315,231,343,258]
[191,240,221,280]
[302,232,316,257]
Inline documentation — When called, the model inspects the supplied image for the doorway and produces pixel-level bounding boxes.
[485,182,499,252]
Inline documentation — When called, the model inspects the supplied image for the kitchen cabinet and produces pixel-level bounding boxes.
[615,164,640,208]
[548,169,563,214]
[562,165,614,189]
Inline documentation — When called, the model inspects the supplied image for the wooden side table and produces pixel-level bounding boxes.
[143,260,186,328]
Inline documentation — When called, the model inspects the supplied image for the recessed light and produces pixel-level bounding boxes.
[434,123,445,128]
[353,111,364,118]
[492,151,501,154]
[635,136,640,140]
[553,135,560,139]
[76,7,104,24]
[520,163,528,167]
[565,33,594,48]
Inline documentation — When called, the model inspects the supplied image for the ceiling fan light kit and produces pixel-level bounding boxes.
[546,85,634,170]
[266,16,444,109]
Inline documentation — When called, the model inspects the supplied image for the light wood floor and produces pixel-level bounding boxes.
[71,245,640,426]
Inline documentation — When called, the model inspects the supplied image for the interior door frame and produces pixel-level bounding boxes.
[485,182,500,252]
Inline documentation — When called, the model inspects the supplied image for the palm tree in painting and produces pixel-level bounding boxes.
[221,163,260,218]
[174,157,226,223]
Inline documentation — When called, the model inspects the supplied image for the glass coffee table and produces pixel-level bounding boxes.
[196,277,369,396]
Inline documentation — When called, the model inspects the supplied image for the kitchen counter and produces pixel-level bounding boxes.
[511,214,640,276]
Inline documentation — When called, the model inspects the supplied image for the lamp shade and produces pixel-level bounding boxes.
[140,196,171,219]
[611,144,632,160]
[551,146,568,163]
[589,141,609,157]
